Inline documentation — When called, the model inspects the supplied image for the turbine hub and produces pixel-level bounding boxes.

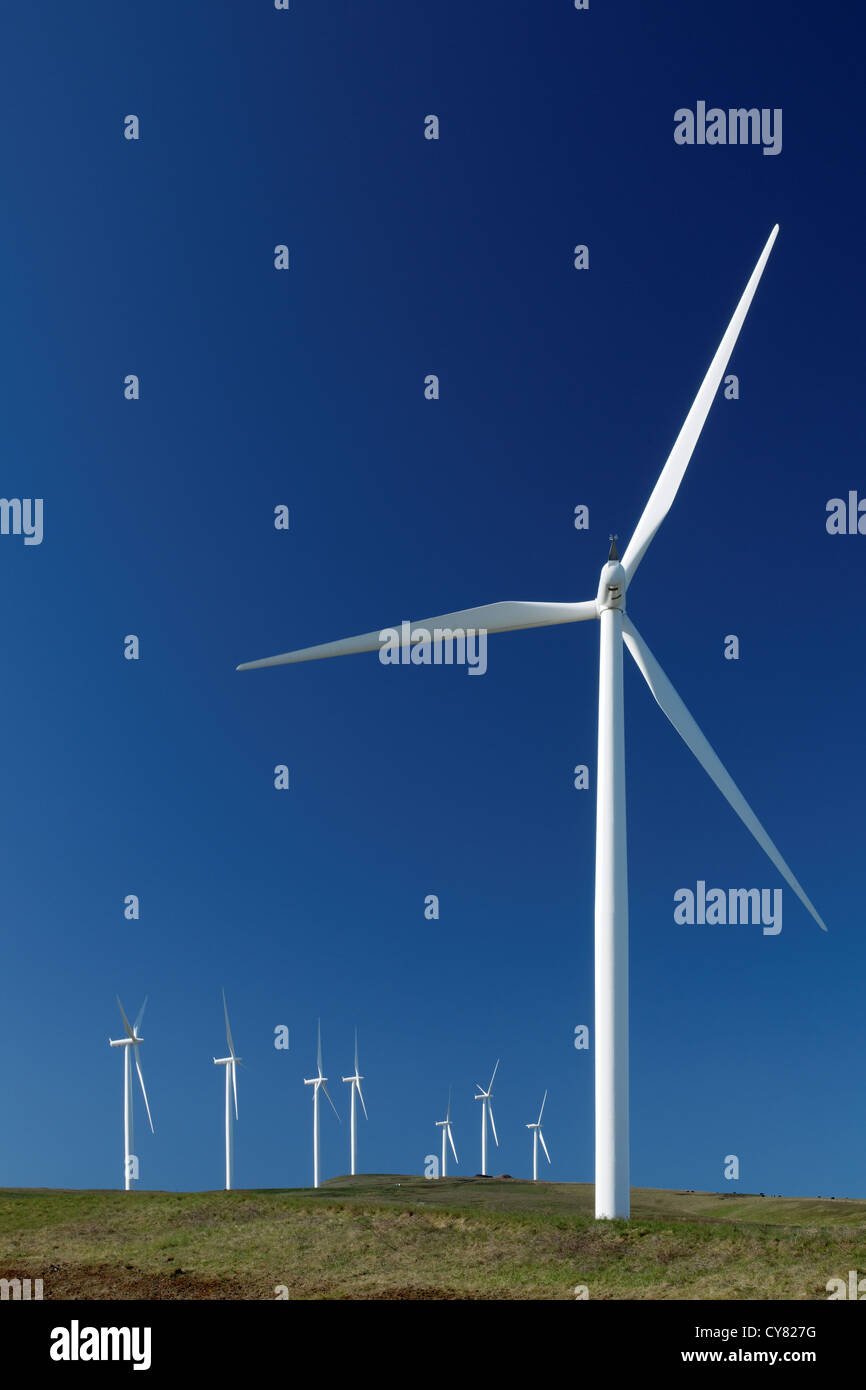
[596,559,626,612]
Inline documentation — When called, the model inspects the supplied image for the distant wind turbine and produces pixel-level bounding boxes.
[304,1020,339,1189]
[108,996,154,1191]
[237,225,827,1219]
[213,989,241,1191]
[435,1088,458,1177]
[526,1091,551,1182]
[474,1060,499,1176]
[341,1029,368,1176]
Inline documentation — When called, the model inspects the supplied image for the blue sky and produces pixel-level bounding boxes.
[1,0,864,1198]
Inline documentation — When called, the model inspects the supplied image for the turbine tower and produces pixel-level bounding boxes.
[474,1060,499,1176]
[237,226,827,1219]
[108,997,154,1191]
[341,1028,368,1177]
[526,1091,551,1181]
[435,1088,458,1177]
[304,1019,339,1189]
[213,989,241,1191]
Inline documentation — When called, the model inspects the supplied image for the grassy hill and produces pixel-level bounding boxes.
[2,1175,865,1300]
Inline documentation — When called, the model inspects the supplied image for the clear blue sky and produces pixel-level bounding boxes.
[2,1,863,1197]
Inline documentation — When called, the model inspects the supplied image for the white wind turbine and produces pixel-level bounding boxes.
[474,1060,499,1176]
[304,1019,339,1189]
[108,996,154,1191]
[435,1088,458,1177]
[341,1028,368,1177]
[237,225,827,1218]
[526,1091,551,1182]
[213,989,241,1191]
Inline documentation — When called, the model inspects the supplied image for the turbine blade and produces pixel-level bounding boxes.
[354,1027,359,1075]
[446,1085,452,1123]
[237,600,597,671]
[317,1019,323,1076]
[488,1058,499,1092]
[539,1130,551,1164]
[322,1082,340,1121]
[222,989,235,1057]
[133,1045,154,1133]
[448,1125,458,1164]
[538,1089,547,1125]
[133,996,148,1035]
[356,1078,368,1122]
[622,615,827,932]
[116,997,135,1040]
[231,1059,239,1121]
[488,1103,499,1147]
[622,226,779,584]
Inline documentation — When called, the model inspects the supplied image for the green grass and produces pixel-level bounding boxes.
[2,1176,865,1300]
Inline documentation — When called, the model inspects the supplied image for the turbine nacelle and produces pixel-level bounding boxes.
[596,560,627,613]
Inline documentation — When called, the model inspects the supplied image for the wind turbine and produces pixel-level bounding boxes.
[237,225,827,1219]
[108,996,154,1191]
[526,1091,551,1182]
[435,1088,458,1177]
[474,1060,499,1176]
[304,1019,339,1189]
[213,989,241,1191]
[341,1028,368,1177]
